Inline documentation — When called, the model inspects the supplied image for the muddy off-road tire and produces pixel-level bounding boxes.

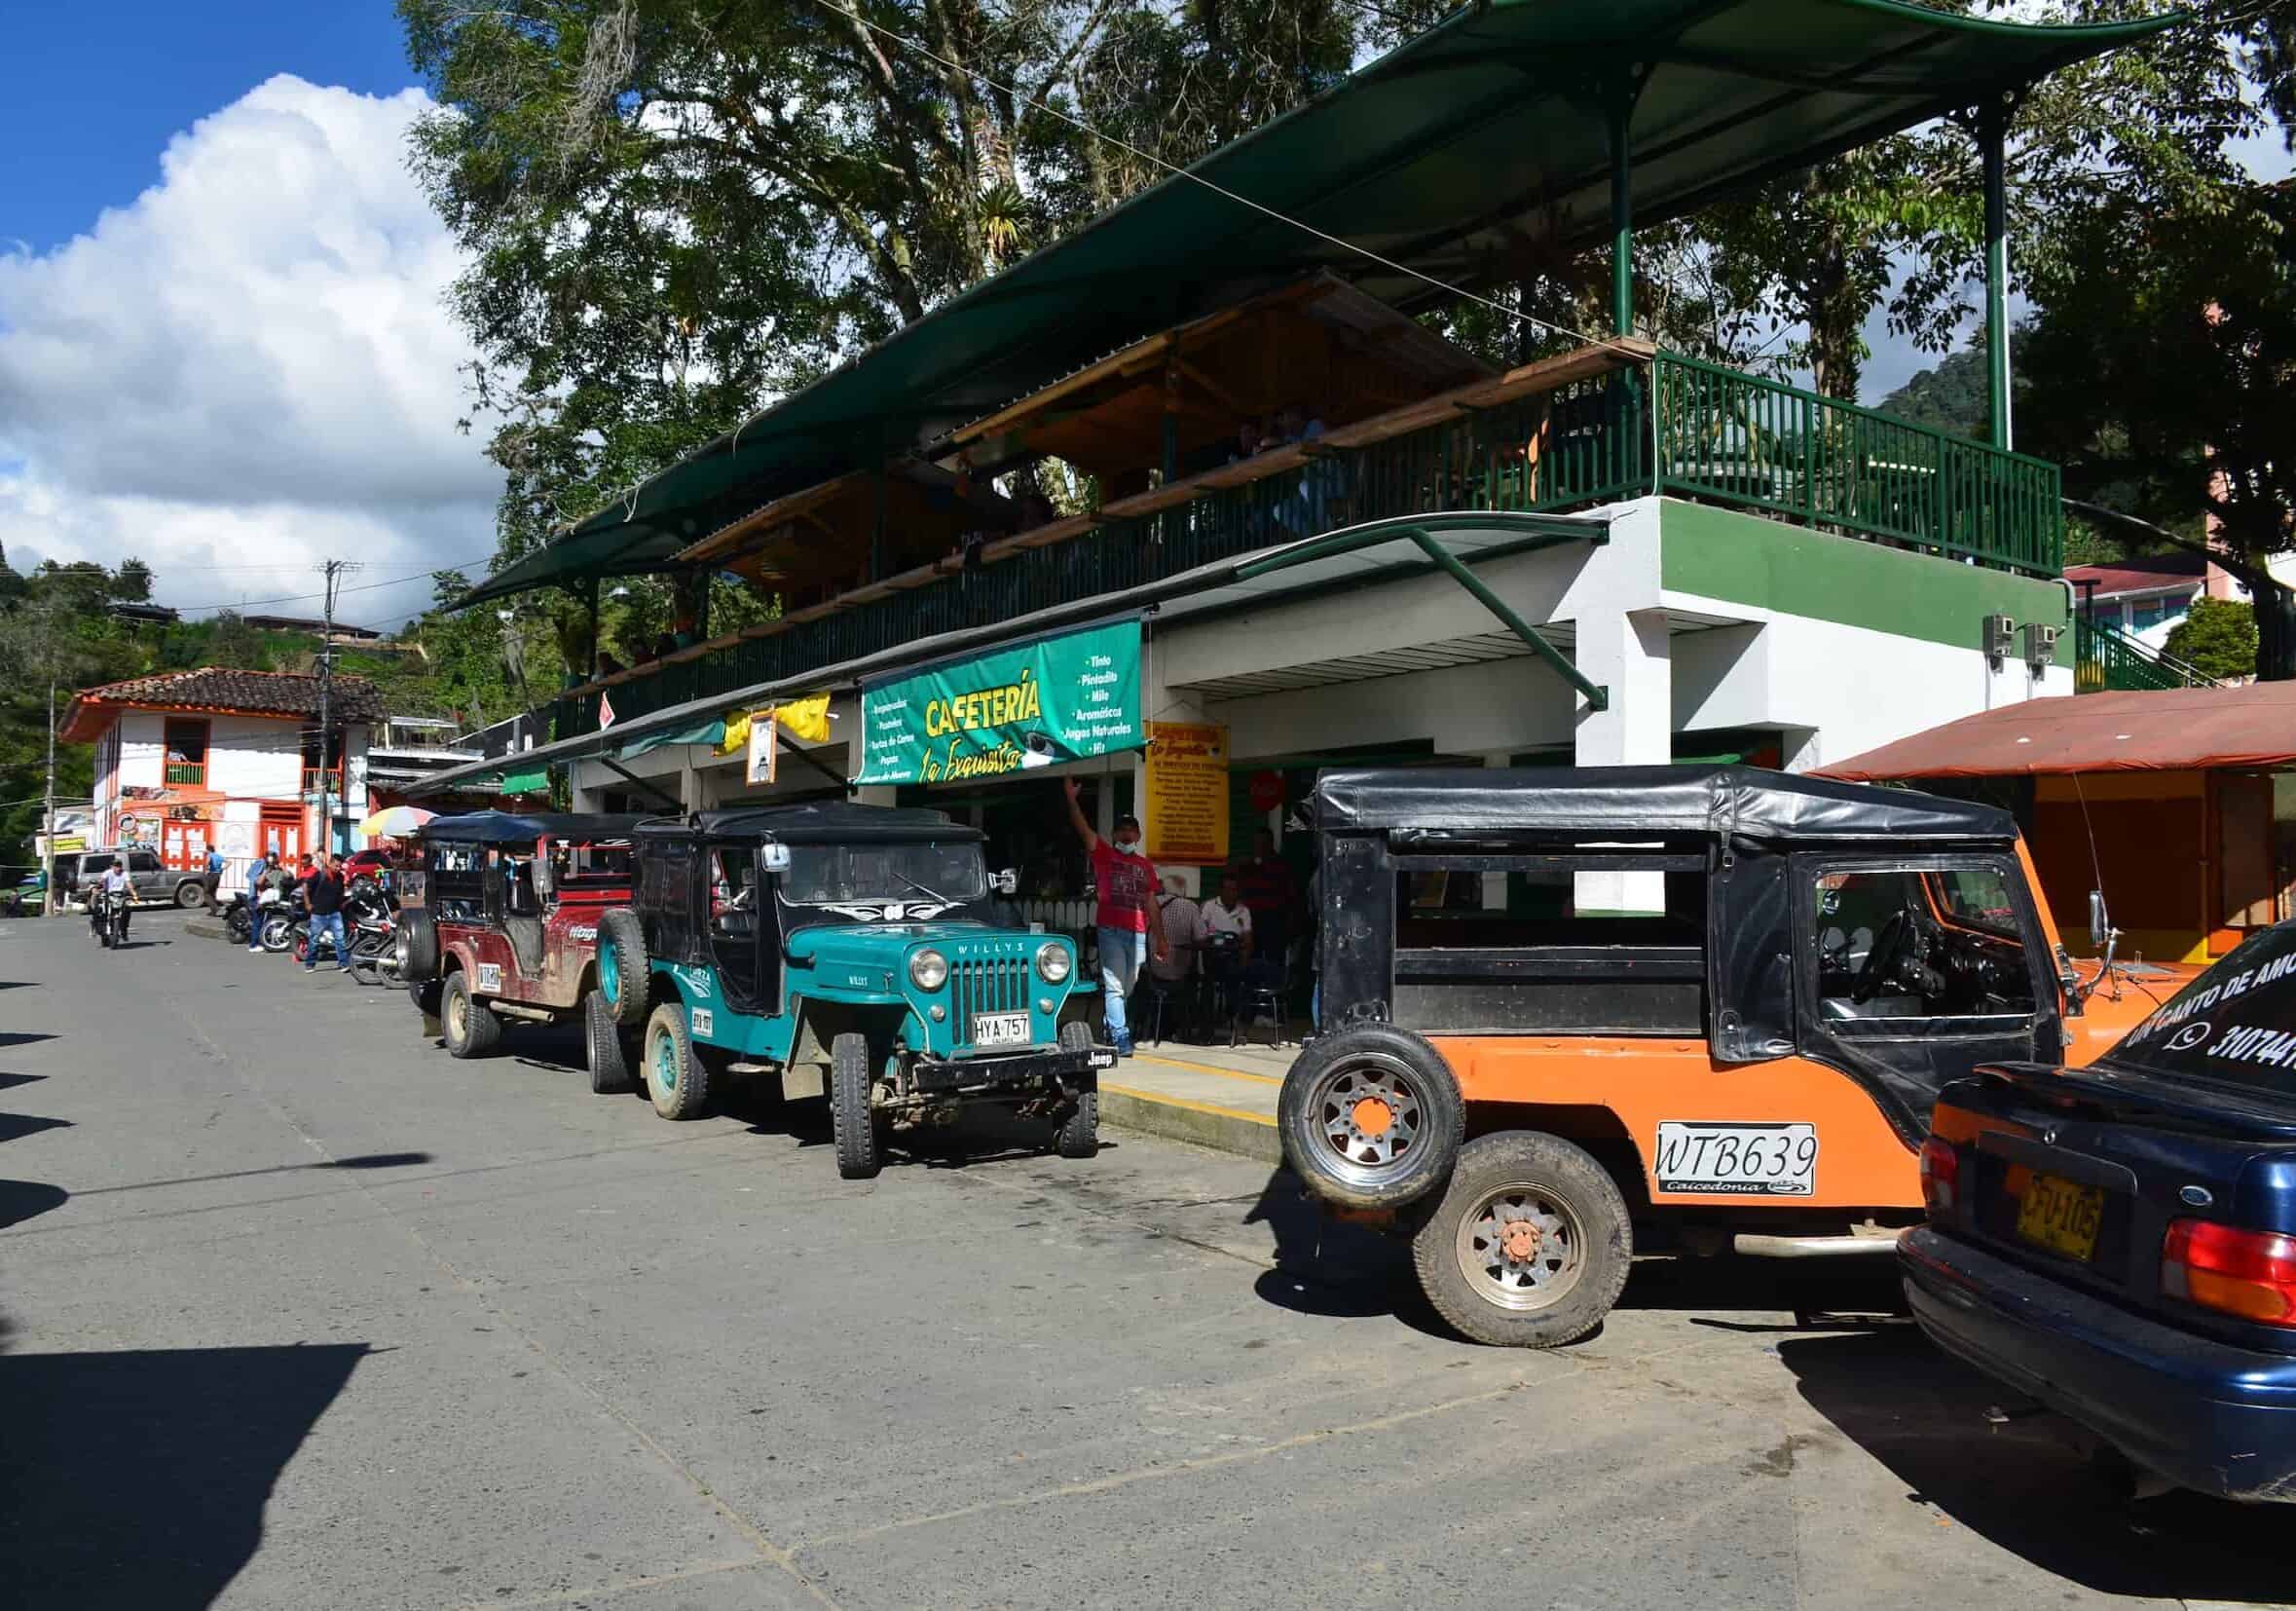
[440,969,503,1060]
[584,989,635,1095]
[642,1000,710,1119]
[1411,1131,1633,1350]
[1278,1024,1464,1211]
[830,1032,883,1180]
[598,908,649,1028]
[1053,1021,1100,1159]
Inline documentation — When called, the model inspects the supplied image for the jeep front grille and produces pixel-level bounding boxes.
[951,955,1031,1042]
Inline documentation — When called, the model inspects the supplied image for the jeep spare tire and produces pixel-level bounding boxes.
[1278,1024,1464,1211]
[397,909,438,983]
[599,908,649,1028]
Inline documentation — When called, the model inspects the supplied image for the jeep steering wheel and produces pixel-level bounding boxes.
[1851,911,1913,1004]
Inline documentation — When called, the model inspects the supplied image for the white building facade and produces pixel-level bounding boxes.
[63,668,380,880]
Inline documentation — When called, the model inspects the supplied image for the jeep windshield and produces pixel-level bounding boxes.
[781,841,986,907]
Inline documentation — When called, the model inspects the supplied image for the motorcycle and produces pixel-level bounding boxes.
[257,886,300,954]
[345,892,402,986]
[215,885,276,946]
[89,886,130,950]
[294,885,394,970]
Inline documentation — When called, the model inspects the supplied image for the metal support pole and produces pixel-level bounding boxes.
[1980,95,2013,452]
[1607,78,1636,339]
[41,681,55,918]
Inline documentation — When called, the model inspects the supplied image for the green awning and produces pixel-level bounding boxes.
[617,717,725,759]
[497,768,552,795]
[457,0,2172,610]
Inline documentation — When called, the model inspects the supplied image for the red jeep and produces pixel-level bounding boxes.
[396,811,647,1066]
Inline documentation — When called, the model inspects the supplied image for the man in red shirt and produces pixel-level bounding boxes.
[1062,778,1167,1055]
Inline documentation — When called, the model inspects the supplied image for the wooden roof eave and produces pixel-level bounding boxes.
[946,276,1345,456]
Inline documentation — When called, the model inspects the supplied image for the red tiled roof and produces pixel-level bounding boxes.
[59,667,386,743]
[2062,551,2209,597]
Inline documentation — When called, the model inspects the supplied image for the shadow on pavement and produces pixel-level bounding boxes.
[0,1031,56,1050]
[70,1150,434,1199]
[0,1180,68,1230]
[1781,1329,2292,1603]
[0,1070,48,1093]
[0,1342,369,1611]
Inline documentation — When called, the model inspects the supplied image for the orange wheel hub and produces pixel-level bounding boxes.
[1350,1095,1395,1139]
[1498,1218,1541,1262]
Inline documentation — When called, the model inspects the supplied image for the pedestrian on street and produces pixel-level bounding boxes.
[303,853,351,974]
[245,851,277,952]
[1060,778,1167,1056]
[202,844,224,907]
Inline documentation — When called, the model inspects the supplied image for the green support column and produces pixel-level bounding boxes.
[1980,95,2012,452]
[1608,86,1634,338]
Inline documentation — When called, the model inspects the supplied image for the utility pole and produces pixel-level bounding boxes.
[41,681,56,918]
[315,559,360,857]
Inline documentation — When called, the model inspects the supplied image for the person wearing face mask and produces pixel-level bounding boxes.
[1061,777,1167,1056]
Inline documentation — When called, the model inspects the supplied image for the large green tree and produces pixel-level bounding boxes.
[2019,176,2296,674]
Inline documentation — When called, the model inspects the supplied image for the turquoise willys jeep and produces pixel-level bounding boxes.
[593,804,1110,1179]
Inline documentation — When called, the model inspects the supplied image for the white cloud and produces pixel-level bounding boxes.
[0,75,501,625]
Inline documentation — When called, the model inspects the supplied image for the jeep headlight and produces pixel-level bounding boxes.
[1035,941,1072,984]
[908,948,948,991]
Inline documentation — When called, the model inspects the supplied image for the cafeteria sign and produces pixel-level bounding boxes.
[856,620,1141,786]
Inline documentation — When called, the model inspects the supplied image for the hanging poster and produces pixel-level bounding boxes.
[746,710,778,786]
[1144,722,1229,866]
[855,619,1142,786]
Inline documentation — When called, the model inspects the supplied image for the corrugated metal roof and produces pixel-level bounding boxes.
[460,0,2171,609]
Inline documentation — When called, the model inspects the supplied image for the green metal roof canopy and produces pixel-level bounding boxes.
[462,0,2173,609]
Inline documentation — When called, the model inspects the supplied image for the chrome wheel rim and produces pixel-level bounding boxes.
[1310,1052,1425,1171]
[653,1030,677,1091]
[1454,1181,1587,1313]
[447,989,466,1043]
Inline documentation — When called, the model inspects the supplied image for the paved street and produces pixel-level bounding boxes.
[0,912,2287,1611]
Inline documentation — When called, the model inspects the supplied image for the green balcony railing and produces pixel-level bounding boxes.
[2074,615,2213,693]
[552,353,2065,742]
[1651,354,2062,576]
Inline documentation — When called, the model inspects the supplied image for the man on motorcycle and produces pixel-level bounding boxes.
[94,857,131,945]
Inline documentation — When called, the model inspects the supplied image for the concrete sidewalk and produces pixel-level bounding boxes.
[1099,1036,1291,1164]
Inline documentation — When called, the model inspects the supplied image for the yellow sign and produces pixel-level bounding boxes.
[1145,722,1229,866]
[719,693,834,758]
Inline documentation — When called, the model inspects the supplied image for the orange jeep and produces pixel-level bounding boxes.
[1278,766,2185,1349]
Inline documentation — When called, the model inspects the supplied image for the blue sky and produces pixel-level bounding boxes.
[3,3,417,255]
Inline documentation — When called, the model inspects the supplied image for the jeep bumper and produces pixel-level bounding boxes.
[910,1045,1113,1098]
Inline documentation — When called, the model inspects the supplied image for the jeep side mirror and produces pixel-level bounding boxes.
[992,867,1019,896]
[761,843,792,875]
[2088,889,2108,952]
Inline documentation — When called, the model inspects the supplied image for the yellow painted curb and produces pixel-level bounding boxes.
[1130,1053,1283,1087]
[1101,1083,1278,1128]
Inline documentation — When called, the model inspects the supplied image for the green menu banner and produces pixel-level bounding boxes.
[855,619,1143,786]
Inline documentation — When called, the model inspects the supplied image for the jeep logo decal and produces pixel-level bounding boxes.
[678,965,714,999]
[569,924,598,942]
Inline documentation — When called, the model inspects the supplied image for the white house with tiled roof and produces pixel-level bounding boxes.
[60,667,383,877]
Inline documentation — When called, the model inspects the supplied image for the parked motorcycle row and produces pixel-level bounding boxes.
[210,874,400,985]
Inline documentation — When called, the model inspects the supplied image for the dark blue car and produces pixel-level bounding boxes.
[1903,918,2296,1502]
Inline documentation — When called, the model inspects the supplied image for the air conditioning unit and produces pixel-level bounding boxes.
[2022,620,2061,671]
[1983,614,2017,660]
